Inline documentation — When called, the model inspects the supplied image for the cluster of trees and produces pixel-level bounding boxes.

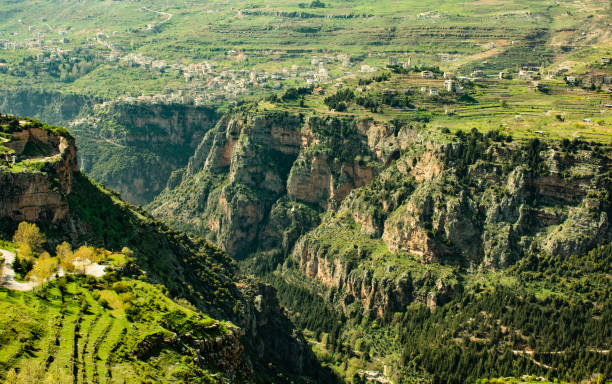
[0,114,22,134]
[11,221,47,279]
[560,137,593,152]
[309,116,371,168]
[452,128,497,180]
[324,88,355,111]
[358,72,390,85]
[355,91,414,112]
[8,54,100,82]
[8,221,118,282]
[281,86,313,101]
[394,243,612,383]
[270,274,342,336]
[324,87,414,113]
[387,64,443,75]
[298,0,326,8]
[265,86,313,105]
[0,115,70,137]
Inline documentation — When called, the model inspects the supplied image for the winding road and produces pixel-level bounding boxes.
[0,249,37,291]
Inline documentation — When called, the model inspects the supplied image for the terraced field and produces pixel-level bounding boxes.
[0,0,609,96]
[275,72,612,144]
[0,280,127,383]
[431,81,612,142]
[0,276,235,383]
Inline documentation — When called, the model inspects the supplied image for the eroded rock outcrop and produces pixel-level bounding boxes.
[151,109,610,322]
[0,123,77,223]
[290,234,458,317]
[317,133,611,272]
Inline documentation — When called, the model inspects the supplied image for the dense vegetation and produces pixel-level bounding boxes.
[0,114,70,138]
[1,0,611,382]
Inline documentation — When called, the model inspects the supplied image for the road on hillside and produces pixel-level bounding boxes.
[0,249,37,291]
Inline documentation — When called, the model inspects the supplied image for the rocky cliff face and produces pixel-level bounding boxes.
[275,135,609,322]
[1,90,219,205]
[150,110,384,258]
[70,101,219,204]
[234,279,334,380]
[0,124,77,224]
[290,233,459,317]
[0,89,93,125]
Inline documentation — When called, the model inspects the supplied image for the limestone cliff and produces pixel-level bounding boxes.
[274,134,610,322]
[150,110,383,258]
[0,120,77,224]
[150,108,610,327]
[152,108,610,322]
[0,88,93,125]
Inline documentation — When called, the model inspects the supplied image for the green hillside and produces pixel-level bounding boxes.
[0,274,239,384]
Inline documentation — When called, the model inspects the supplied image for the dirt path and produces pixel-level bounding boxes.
[23,153,62,163]
[448,46,507,70]
[0,249,37,291]
[142,7,173,22]
[512,350,556,370]
[140,7,173,25]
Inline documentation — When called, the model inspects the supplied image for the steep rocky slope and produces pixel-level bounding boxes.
[152,107,610,269]
[285,129,611,318]
[150,108,383,258]
[0,120,77,224]
[0,89,220,205]
[0,89,93,125]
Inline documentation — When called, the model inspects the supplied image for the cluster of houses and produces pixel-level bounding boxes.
[0,27,75,50]
[114,52,362,101]
[0,27,361,100]
[0,37,68,50]
[416,71,468,97]
[424,62,612,93]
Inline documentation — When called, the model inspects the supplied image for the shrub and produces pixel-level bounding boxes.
[121,246,135,258]
[56,241,74,269]
[12,255,34,279]
[73,246,96,273]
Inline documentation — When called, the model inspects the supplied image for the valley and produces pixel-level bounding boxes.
[0,0,611,383]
